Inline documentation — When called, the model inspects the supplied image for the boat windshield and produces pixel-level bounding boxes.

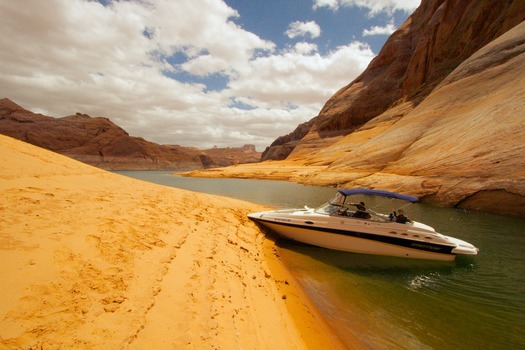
[314,192,348,215]
[314,191,393,223]
[329,192,347,206]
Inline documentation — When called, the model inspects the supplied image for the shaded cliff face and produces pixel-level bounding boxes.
[0,99,260,170]
[264,0,525,160]
[251,0,525,217]
[300,21,525,216]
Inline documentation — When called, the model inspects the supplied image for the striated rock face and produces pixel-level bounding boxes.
[309,20,525,217]
[189,0,525,217]
[305,17,525,217]
[265,0,525,160]
[0,99,260,170]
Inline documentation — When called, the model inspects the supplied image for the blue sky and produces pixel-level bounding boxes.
[0,0,419,150]
[227,0,404,53]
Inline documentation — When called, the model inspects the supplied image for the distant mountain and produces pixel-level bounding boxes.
[0,98,260,170]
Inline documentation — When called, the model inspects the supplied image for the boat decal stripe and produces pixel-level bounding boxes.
[252,218,455,255]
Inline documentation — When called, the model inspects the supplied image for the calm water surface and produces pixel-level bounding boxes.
[116,171,525,350]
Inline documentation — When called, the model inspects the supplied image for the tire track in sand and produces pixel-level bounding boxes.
[128,194,302,349]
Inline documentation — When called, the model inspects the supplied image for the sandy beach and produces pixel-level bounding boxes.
[0,134,352,349]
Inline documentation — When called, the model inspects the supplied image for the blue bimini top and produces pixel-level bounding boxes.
[338,188,419,203]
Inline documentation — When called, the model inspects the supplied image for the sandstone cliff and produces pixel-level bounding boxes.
[0,99,260,170]
[265,0,525,161]
[299,20,525,217]
[191,0,525,217]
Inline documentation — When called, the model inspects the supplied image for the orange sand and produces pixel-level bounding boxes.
[0,135,352,349]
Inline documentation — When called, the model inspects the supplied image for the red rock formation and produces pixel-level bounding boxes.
[0,99,260,170]
[290,18,525,217]
[264,0,525,160]
[198,145,261,168]
[313,21,525,216]
[198,0,525,217]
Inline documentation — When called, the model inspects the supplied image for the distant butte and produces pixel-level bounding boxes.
[0,98,260,170]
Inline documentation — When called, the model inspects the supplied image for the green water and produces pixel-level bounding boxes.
[115,171,525,349]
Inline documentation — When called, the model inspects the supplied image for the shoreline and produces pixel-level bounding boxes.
[181,161,525,219]
[262,236,349,350]
[0,135,356,349]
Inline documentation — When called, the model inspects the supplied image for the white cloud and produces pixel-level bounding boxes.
[363,19,397,36]
[226,41,374,109]
[285,21,321,39]
[293,42,319,55]
[313,0,420,15]
[151,1,275,76]
[0,0,375,150]
[313,0,341,11]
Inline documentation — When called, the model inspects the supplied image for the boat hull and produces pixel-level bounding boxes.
[248,211,477,261]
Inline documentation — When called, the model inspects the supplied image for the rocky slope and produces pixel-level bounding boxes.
[0,98,260,170]
[303,20,525,217]
[263,0,525,161]
[195,0,525,217]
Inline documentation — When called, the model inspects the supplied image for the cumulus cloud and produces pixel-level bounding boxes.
[0,0,375,150]
[313,0,420,15]
[226,41,374,108]
[285,21,321,39]
[363,19,397,36]
[313,0,342,11]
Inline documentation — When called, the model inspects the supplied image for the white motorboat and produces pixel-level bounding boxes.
[248,188,479,261]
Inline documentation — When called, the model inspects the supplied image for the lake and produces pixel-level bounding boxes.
[115,170,525,349]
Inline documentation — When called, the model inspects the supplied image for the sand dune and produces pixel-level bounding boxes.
[0,135,348,349]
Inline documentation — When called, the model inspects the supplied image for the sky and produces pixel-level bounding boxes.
[0,0,420,151]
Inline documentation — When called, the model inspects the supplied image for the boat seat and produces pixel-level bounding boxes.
[352,211,371,219]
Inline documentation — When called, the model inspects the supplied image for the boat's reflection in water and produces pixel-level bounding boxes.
[276,238,485,349]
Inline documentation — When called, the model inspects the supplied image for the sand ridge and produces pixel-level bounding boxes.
[0,135,347,349]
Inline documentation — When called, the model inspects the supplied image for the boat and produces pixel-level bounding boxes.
[247,188,479,261]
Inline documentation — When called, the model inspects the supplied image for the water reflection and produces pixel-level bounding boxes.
[277,239,468,289]
[277,227,524,350]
